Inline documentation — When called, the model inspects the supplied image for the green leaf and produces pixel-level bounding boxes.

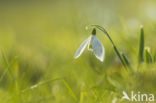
[138,26,144,64]
[62,80,78,102]
[113,46,127,69]
[21,78,61,92]
[145,48,153,64]
[121,53,132,70]
[0,49,15,82]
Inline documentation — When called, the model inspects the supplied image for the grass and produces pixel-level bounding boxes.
[0,0,156,103]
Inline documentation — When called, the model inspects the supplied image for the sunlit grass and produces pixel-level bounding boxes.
[0,1,156,103]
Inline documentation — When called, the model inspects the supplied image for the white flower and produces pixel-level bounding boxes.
[74,29,105,62]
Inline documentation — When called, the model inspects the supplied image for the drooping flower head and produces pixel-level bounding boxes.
[74,28,105,62]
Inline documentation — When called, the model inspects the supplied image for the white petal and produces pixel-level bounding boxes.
[74,37,90,59]
[91,36,105,62]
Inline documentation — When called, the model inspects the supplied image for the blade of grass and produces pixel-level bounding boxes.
[138,26,144,64]
[121,53,132,70]
[0,57,19,82]
[0,62,13,82]
[1,49,14,79]
[91,90,99,101]
[90,25,127,69]
[1,49,20,103]
[62,79,78,102]
[145,48,153,64]
[80,91,84,103]
[21,78,61,92]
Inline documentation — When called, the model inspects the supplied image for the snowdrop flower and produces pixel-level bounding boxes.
[74,28,105,62]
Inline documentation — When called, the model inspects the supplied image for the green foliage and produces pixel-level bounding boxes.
[121,53,132,70]
[145,48,153,64]
[138,26,145,64]
[62,80,78,102]
[0,1,156,103]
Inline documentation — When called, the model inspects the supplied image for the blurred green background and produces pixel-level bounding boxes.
[0,0,156,103]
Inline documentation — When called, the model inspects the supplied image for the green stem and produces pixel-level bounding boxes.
[91,25,127,69]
